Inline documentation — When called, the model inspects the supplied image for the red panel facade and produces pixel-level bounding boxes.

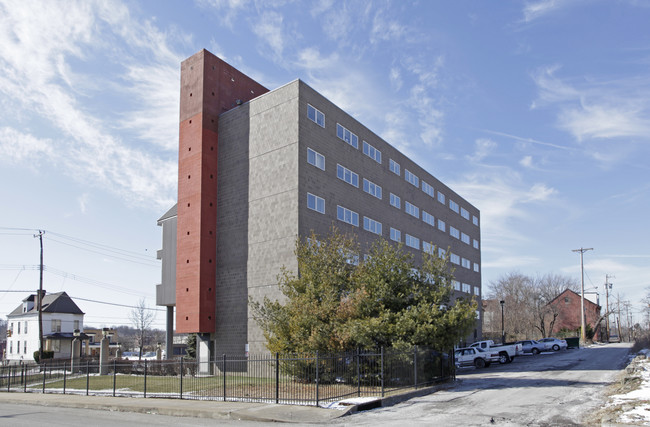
[176,50,268,334]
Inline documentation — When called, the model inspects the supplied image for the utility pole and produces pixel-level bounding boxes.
[604,274,614,341]
[572,247,593,343]
[34,230,44,363]
[617,294,622,340]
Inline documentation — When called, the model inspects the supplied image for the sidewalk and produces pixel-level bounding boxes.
[0,384,449,423]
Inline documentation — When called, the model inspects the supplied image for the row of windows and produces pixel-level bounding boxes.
[9,321,27,334]
[312,197,481,272]
[308,147,480,249]
[452,281,480,296]
[8,340,27,354]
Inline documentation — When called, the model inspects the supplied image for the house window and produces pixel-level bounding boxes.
[449,199,459,213]
[405,201,419,218]
[389,193,401,209]
[564,297,570,305]
[24,341,27,354]
[422,211,435,227]
[460,207,470,220]
[24,321,27,334]
[9,341,12,354]
[337,205,359,227]
[405,169,419,187]
[363,178,382,199]
[390,227,401,242]
[337,164,359,187]
[307,193,325,214]
[405,234,420,250]
[362,141,381,163]
[16,341,20,354]
[51,319,61,333]
[389,159,400,175]
[52,340,60,352]
[437,219,446,232]
[17,322,20,334]
[307,104,325,127]
[307,148,325,170]
[422,181,434,198]
[336,123,358,149]
[74,320,80,330]
[363,217,382,235]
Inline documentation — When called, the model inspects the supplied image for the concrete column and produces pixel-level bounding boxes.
[197,333,213,374]
[166,306,174,360]
[99,335,109,375]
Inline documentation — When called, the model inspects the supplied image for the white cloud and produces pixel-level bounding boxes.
[469,138,497,162]
[560,103,650,141]
[522,0,565,23]
[0,127,54,165]
[78,193,89,214]
[253,11,286,60]
[520,155,533,168]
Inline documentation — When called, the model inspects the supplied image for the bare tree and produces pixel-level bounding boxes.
[129,299,156,360]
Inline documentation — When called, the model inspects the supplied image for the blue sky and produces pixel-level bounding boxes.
[1,0,649,329]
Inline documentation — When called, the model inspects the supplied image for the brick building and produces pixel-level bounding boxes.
[156,49,482,362]
[547,289,602,340]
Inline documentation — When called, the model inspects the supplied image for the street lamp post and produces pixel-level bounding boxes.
[500,300,505,344]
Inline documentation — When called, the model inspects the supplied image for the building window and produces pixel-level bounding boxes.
[460,207,470,220]
[390,227,401,242]
[307,104,325,127]
[438,247,446,258]
[337,123,358,149]
[16,341,20,354]
[17,322,20,334]
[453,280,461,291]
[564,297,570,305]
[362,141,381,163]
[74,320,80,330]
[474,263,480,273]
[473,215,479,226]
[450,226,460,239]
[307,148,325,170]
[363,217,382,235]
[389,193,401,209]
[474,286,480,296]
[437,219,446,232]
[405,234,420,250]
[437,192,445,204]
[449,199,459,213]
[461,232,470,244]
[337,205,359,227]
[24,341,26,354]
[405,169,419,187]
[363,178,382,199]
[337,164,359,187]
[422,211,435,227]
[9,341,12,354]
[462,258,471,269]
[422,181,434,198]
[450,253,460,265]
[405,201,419,218]
[462,283,471,293]
[307,193,325,214]
[473,239,479,249]
[423,241,434,254]
[389,159,400,176]
[51,319,61,333]
[24,321,27,334]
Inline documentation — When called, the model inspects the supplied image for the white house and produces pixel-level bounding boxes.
[6,292,84,363]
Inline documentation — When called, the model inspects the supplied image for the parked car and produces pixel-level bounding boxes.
[469,339,523,364]
[516,340,546,355]
[454,347,500,368]
[537,337,568,351]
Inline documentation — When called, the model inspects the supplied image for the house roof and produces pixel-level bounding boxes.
[8,291,84,317]
[548,288,601,309]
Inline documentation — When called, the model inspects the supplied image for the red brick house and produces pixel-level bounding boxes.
[547,289,602,340]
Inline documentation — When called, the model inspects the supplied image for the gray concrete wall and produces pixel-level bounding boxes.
[156,213,177,307]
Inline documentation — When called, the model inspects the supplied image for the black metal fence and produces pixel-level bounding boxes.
[0,346,453,406]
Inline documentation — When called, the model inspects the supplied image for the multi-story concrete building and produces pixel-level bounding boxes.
[156,49,482,362]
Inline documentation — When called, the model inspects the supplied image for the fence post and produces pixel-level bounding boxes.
[42,363,46,393]
[223,354,227,402]
[413,345,418,389]
[63,362,67,394]
[23,365,27,393]
[6,366,10,392]
[144,359,147,399]
[356,347,361,397]
[275,352,279,404]
[315,351,319,407]
[86,360,90,396]
[112,360,116,397]
[380,347,384,398]
[180,357,184,399]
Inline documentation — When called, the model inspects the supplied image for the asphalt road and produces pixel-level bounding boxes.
[334,342,632,426]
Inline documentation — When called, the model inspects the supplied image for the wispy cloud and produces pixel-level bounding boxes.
[522,0,566,23]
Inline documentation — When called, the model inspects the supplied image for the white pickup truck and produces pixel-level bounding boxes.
[469,340,523,364]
